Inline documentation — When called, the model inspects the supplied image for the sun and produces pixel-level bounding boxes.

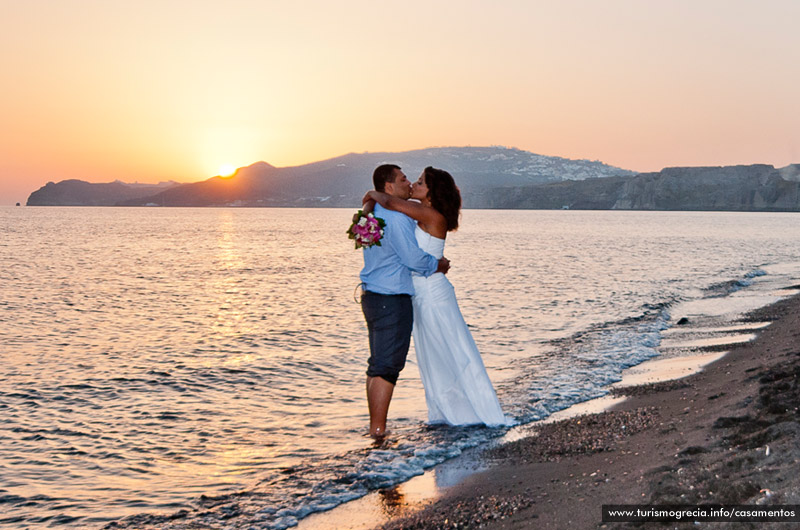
[218,164,237,177]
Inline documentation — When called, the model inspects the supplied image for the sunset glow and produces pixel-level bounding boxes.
[218,165,237,178]
[1,0,799,204]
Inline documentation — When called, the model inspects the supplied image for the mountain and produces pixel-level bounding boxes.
[26,180,178,206]
[485,164,800,211]
[25,148,799,211]
[115,147,634,207]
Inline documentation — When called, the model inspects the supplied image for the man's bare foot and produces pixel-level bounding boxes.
[370,426,389,439]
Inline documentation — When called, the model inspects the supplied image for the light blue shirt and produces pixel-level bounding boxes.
[359,204,439,295]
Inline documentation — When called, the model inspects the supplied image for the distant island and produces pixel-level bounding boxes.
[25,146,800,211]
[26,179,179,207]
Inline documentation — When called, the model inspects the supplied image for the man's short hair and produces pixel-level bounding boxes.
[373,164,401,192]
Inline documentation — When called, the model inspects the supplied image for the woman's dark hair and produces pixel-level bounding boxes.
[423,166,460,231]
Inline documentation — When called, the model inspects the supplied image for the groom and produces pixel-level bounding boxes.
[360,164,450,438]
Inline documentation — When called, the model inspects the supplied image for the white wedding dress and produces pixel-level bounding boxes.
[411,226,507,426]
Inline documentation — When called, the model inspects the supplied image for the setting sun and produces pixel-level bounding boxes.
[218,164,237,177]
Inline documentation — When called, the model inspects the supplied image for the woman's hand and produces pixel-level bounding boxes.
[362,190,377,205]
[361,190,376,214]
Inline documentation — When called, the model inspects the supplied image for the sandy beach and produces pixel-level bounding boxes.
[375,292,800,529]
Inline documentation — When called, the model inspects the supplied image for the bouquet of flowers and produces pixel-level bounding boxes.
[347,210,386,249]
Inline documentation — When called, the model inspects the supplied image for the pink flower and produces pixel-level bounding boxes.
[347,209,387,249]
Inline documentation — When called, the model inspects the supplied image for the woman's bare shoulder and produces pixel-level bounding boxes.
[419,207,448,238]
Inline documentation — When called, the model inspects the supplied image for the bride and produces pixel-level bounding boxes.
[363,167,507,427]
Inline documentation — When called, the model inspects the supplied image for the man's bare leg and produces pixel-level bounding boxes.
[366,376,395,438]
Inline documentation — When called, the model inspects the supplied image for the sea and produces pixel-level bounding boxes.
[2,206,799,529]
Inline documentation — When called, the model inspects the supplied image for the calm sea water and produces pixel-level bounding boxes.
[2,207,799,529]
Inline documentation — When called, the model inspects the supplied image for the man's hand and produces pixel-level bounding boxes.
[436,257,450,274]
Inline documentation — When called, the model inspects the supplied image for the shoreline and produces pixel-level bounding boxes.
[296,307,773,530]
[368,292,800,529]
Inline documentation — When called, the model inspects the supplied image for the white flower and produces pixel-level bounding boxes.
[357,217,368,227]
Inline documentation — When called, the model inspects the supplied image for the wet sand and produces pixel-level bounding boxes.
[375,293,800,529]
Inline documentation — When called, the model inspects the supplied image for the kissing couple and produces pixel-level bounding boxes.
[358,164,507,438]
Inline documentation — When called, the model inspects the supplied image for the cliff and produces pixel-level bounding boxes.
[612,165,800,210]
[486,164,800,211]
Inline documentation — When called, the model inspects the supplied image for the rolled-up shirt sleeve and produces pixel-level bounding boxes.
[391,215,439,277]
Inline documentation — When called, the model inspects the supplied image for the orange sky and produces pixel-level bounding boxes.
[1,0,799,204]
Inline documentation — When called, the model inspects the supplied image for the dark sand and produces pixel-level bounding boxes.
[376,293,800,529]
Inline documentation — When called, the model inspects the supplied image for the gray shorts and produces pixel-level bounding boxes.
[361,291,413,385]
